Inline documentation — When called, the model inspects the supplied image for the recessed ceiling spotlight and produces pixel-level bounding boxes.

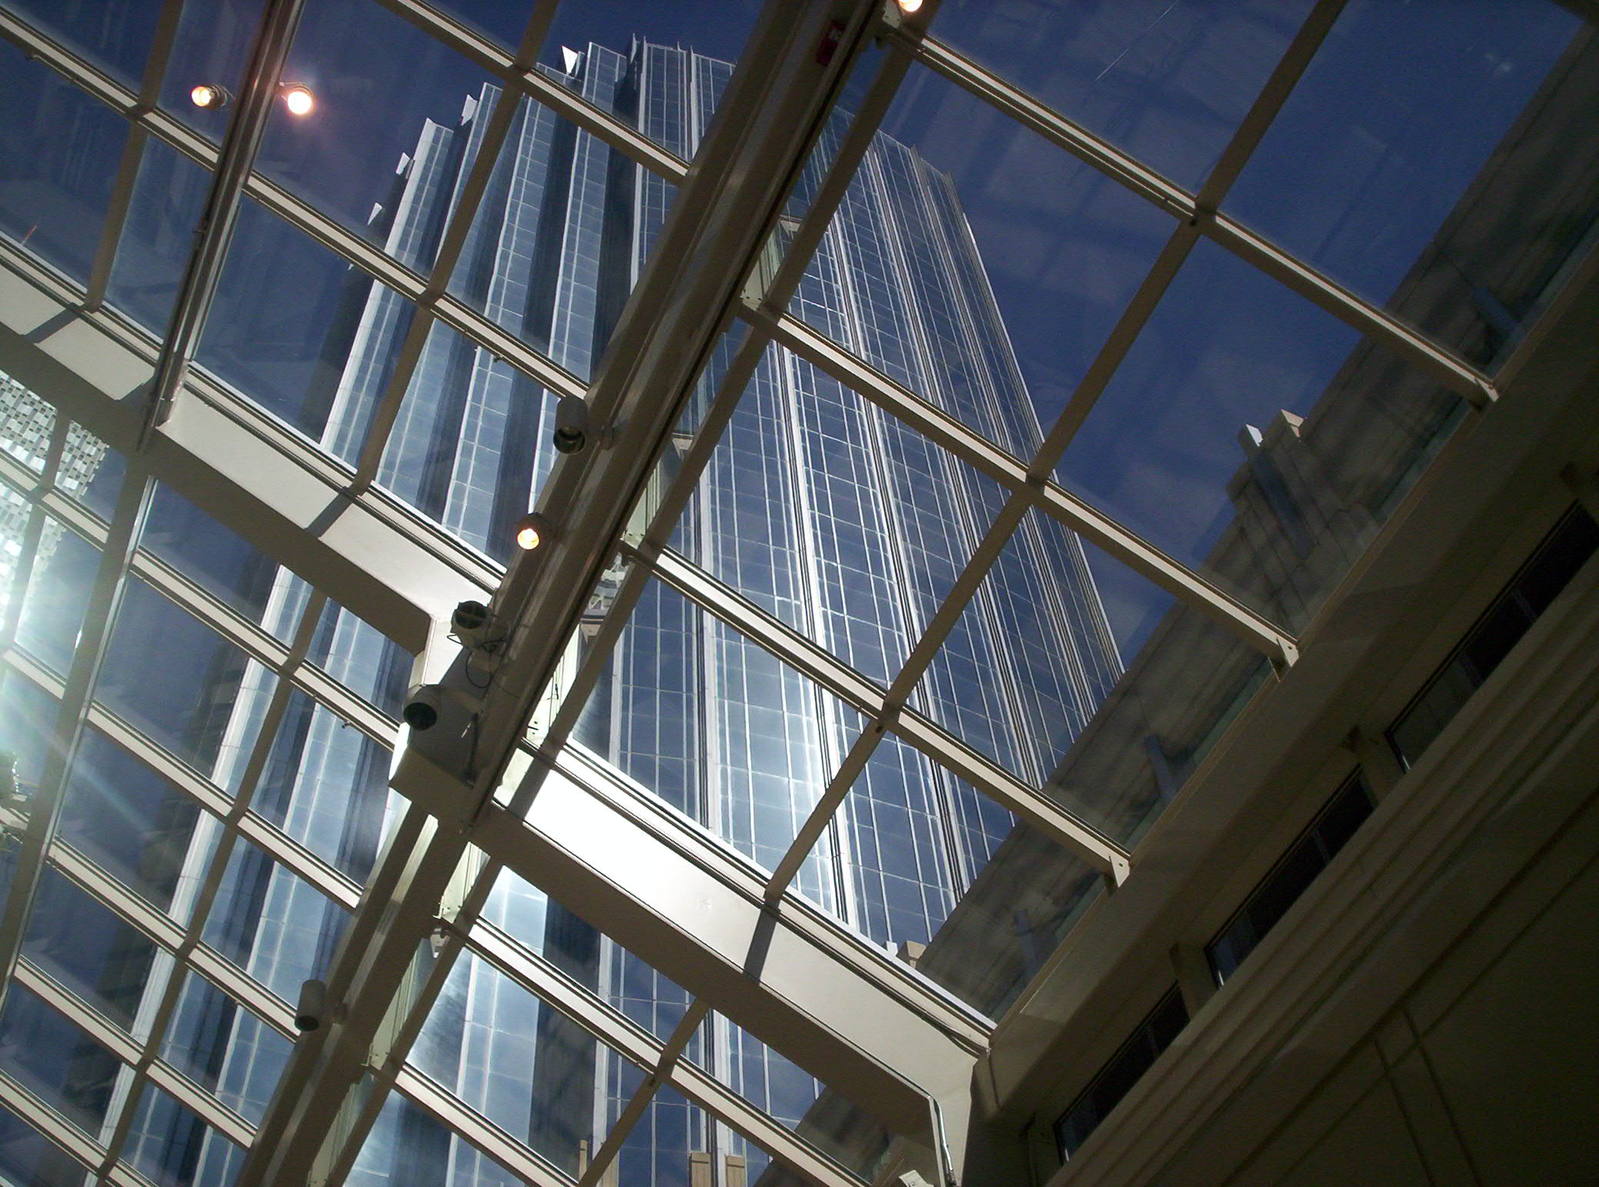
[280,83,316,116]
[189,84,231,109]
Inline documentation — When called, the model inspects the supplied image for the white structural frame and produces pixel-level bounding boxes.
[0,0,1562,1181]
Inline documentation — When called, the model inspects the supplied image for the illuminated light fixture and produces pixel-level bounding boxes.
[189,83,231,109]
[514,512,554,552]
[280,83,316,116]
[896,0,924,12]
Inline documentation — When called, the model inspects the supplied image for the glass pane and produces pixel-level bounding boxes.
[610,1079,710,1187]
[434,0,531,51]
[443,86,671,382]
[373,319,559,565]
[108,136,211,336]
[348,1087,524,1187]
[544,3,764,94]
[123,1081,244,1187]
[197,197,415,447]
[1227,2,1595,371]
[917,824,1104,1019]
[1057,237,1467,633]
[306,600,413,718]
[795,63,1175,448]
[0,50,130,285]
[0,671,61,804]
[161,970,292,1127]
[252,687,393,882]
[63,423,123,521]
[259,0,498,266]
[142,483,311,641]
[411,948,648,1176]
[95,577,273,782]
[159,0,265,146]
[0,1104,88,1187]
[59,727,211,917]
[21,867,159,1031]
[2,0,165,86]
[930,0,1316,192]
[0,982,124,1133]
[16,518,100,676]
[691,1013,890,1184]
[202,836,349,1002]
[2,483,35,627]
[572,578,847,907]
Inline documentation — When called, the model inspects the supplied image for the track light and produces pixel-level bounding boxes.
[514,512,554,552]
[279,83,316,116]
[190,83,231,109]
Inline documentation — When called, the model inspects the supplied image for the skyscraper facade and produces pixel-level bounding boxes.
[51,37,1119,1187]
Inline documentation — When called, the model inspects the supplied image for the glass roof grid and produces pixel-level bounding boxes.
[0,1099,98,1186]
[120,1077,249,1187]
[105,134,213,340]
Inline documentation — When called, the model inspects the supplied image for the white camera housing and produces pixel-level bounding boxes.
[403,683,444,731]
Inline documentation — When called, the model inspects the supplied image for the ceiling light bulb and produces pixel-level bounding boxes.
[896,0,924,13]
[514,512,553,552]
[280,84,316,116]
[190,84,229,109]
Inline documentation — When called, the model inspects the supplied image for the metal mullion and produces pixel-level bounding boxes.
[289,663,401,748]
[90,588,331,1176]
[351,1,558,483]
[765,726,882,904]
[0,415,70,644]
[389,1065,569,1187]
[126,552,293,672]
[372,0,688,184]
[11,959,256,1150]
[0,468,152,1006]
[0,1070,108,1177]
[82,0,188,310]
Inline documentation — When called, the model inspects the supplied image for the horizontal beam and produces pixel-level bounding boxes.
[0,252,491,652]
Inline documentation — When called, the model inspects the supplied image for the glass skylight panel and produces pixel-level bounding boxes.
[410,947,649,1177]
[94,576,274,782]
[440,86,677,383]
[122,1080,247,1187]
[791,60,1177,449]
[201,836,349,1003]
[1226,1,1594,372]
[545,0,765,144]
[141,483,314,645]
[0,49,130,287]
[928,0,1318,193]
[349,1087,526,1187]
[255,0,502,266]
[1055,235,1469,636]
[372,318,566,566]
[197,196,418,450]
[62,423,125,522]
[0,668,59,798]
[250,687,394,882]
[0,982,124,1134]
[428,0,534,53]
[159,970,292,1129]
[108,138,212,337]
[570,577,848,908]
[305,598,413,719]
[0,1103,86,1186]
[20,866,162,1034]
[14,518,100,676]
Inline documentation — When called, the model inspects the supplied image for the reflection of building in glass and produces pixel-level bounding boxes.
[113,38,1122,1187]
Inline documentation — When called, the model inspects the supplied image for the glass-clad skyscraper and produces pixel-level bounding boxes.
[14,36,1118,1187]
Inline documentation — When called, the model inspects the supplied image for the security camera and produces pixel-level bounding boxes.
[295,979,328,1032]
[450,599,497,650]
[403,683,443,731]
[553,394,591,454]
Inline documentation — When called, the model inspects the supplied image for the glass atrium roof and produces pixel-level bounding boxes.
[0,0,1594,1184]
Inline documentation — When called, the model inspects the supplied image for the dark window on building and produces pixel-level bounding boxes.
[1388,505,1598,767]
[1207,773,1374,986]
[1054,988,1188,1162]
